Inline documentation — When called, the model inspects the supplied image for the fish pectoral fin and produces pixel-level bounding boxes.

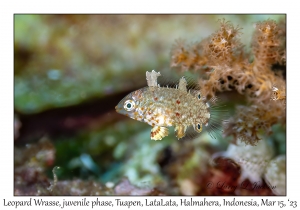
[151,126,169,141]
[174,124,187,139]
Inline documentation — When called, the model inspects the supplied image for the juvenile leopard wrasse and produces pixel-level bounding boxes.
[115,70,227,141]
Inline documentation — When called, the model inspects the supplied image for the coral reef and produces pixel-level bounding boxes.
[171,18,286,146]
[264,155,286,195]
[213,138,275,183]
[170,18,286,194]
[14,138,162,196]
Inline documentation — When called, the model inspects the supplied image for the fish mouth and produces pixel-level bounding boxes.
[115,105,121,112]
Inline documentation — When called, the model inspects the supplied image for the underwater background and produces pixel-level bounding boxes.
[14,14,286,195]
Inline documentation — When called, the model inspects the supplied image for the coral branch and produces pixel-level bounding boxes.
[170,18,286,146]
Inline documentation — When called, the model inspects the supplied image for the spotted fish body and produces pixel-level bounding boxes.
[115,70,220,140]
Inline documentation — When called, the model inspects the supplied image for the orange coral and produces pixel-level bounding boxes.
[170,19,244,73]
[223,100,285,146]
[204,19,243,66]
[252,19,285,68]
[170,18,286,145]
[170,39,209,72]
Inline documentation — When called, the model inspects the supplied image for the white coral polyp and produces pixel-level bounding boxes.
[264,155,286,195]
[213,138,275,183]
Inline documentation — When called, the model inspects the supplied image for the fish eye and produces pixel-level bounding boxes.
[124,100,135,111]
[195,123,202,133]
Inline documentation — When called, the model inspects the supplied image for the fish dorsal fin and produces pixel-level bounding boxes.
[146,70,161,87]
[178,77,187,92]
[155,70,200,92]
